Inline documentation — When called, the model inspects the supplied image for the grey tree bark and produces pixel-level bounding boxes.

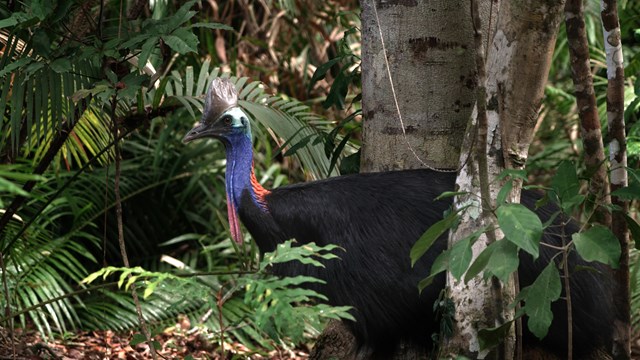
[311,0,484,360]
[443,0,567,359]
[311,0,481,359]
[312,0,571,359]
[360,0,483,172]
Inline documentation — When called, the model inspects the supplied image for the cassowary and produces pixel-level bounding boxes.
[183,78,613,358]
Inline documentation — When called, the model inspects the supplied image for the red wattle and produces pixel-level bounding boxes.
[226,194,243,244]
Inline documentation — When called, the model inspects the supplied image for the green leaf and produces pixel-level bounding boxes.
[163,32,198,54]
[611,183,640,200]
[496,180,513,205]
[435,191,467,200]
[448,236,474,280]
[323,63,353,109]
[130,333,147,346]
[192,22,234,31]
[0,12,30,29]
[82,270,104,284]
[0,57,33,78]
[497,169,527,181]
[522,262,561,339]
[31,0,56,20]
[551,161,580,210]
[485,239,519,283]
[410,211,459,267]
[572,225,621,268]
[50,58,72,73]
[464,242,494,283]
[309,57,343,91]
[138,37,159,71]
[118,73,148,100]
[165,0,197,31]
[497,203,542,258]
[0,176,30,197]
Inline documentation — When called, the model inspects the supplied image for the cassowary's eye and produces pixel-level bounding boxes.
[223,116,232,125]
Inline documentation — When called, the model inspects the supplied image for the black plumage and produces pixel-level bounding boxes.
[184,79,614,358]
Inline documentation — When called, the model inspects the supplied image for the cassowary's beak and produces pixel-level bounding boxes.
[182,122,218,143]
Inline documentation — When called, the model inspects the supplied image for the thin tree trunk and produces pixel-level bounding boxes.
[600,0,630,358]
[564,0,611,226]
[444,0,566,358]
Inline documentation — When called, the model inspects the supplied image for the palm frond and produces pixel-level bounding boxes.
[161,62,339,179]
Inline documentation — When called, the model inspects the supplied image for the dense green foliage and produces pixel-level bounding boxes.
[0,0,638,356]
[0,0,359,353]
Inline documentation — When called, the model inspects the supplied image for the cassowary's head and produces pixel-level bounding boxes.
[183,78,251,145]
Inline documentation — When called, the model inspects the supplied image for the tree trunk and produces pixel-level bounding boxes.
[311,0,482,358]
[359,0,481,172]
[443,0,566,359]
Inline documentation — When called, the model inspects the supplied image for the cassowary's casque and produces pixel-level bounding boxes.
[183,78,614,358]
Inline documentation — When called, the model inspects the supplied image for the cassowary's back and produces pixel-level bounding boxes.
[237,169,613,357]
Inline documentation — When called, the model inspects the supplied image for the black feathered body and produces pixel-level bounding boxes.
[240,170,453,352]
[184,81,613,358]
[237,169,614,357]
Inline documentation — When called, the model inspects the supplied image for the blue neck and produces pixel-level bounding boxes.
[225,134,255,210]
[224,132,269,212]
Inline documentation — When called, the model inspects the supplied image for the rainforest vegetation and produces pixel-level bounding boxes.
[0,0,639,359]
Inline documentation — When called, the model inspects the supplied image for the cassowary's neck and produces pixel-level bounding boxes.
[224,134,269,242]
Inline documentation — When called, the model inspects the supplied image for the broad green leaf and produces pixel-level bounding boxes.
[0,12,29,29]
[611,182,640,200]
[464,242,494,283]
[130,333,147,346]
[165,0,197,30]
[50,58,71,73]
[573,225,621,268]
[31,0,55,20]
[163,33,198,54]
[309,57,343,91]
[485,239,519,283]
[448,236,474,281]
[523,262,561,339]
[497,203,542,258]
[551,161,581,211]
[496,180,513,205]
[410,211,459,267]
[138,37,159,71]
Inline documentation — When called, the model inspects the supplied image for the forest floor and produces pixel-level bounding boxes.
[4,326,640,359]
[0,328,310,360]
